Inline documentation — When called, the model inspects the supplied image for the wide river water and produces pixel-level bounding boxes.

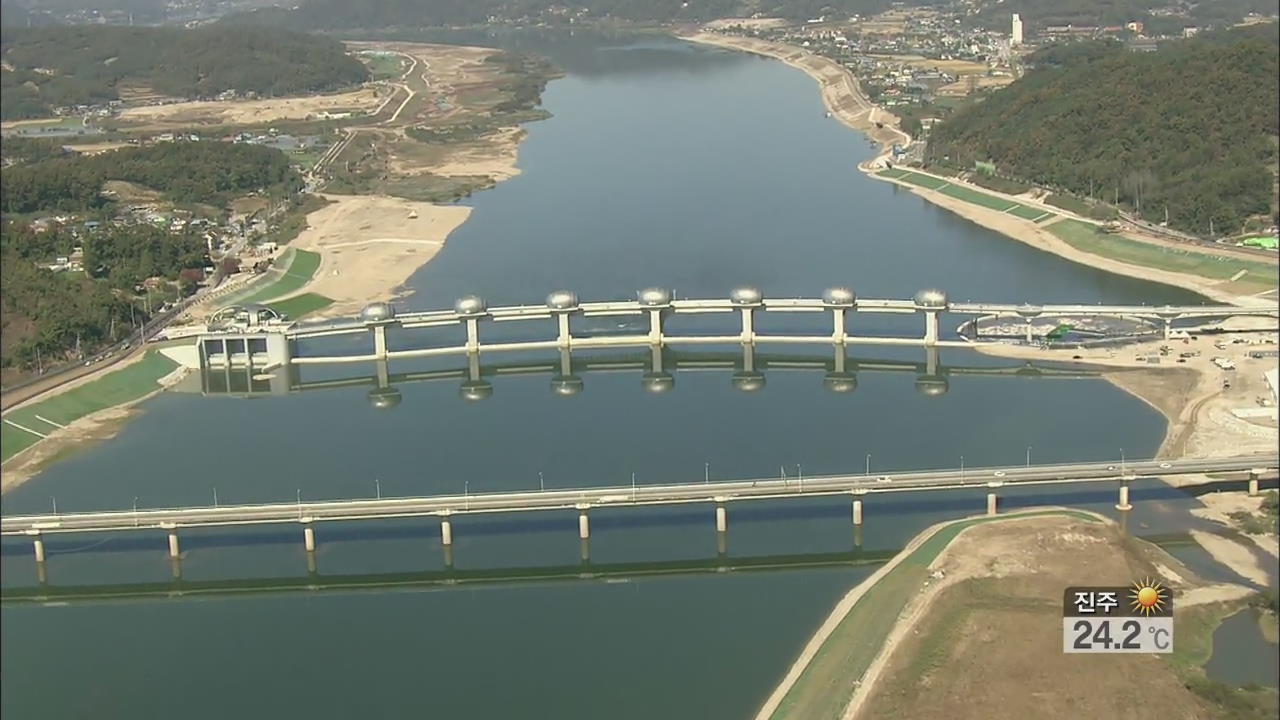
[0,32,1235,719]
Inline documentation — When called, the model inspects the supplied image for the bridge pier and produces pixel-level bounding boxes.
[832,307,847,345]
[1249,468,1264,496]
[852,498,864,526]
[577,504,591,540]
[715,499,728,533]
[986,482,1001,516]
[372,324,389,360]
[302,519,316,552]
[1024,319,1034,344]
[1116,478,1134,511]
[164,523,180,559]
[28,529,45,564]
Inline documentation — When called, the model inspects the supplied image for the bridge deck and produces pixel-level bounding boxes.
[4,455,1273,536]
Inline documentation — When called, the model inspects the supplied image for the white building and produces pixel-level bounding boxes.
[1011,14,1024,46]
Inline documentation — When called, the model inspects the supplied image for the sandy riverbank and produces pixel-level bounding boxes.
[286,194,471,316]
[876,182,1273,306]
[681,32,908,151]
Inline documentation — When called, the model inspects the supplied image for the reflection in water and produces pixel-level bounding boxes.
[196,345,1099,406]
[4,546,901,605]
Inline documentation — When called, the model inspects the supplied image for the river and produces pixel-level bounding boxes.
[0,32,1227,719]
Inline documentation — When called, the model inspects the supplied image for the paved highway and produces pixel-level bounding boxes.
[4,455,1274,536]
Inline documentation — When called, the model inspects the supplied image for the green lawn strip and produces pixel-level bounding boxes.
[239,248,321,304]
[1,351,179,463]
[1008,204,1052,221]
[770,509,1095,720]
[0,422,42,459]
[269,292,334,319]
[936,183,1026,212]
[1047,219,1279,289]
[889,170,951,190]
[879,169,1057,221]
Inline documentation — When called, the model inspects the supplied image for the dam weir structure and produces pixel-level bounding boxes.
[187,287,1276,381]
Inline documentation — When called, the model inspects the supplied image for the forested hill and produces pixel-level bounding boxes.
[1,141,301,213]
[222,0,918,29]
[969,0,1279,34]
[0,24,368,119]
[925,25,1280,237]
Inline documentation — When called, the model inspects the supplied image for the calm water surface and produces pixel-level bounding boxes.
[2,33,1218,719]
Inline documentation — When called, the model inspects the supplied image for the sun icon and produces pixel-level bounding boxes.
[1129,578,1167,616]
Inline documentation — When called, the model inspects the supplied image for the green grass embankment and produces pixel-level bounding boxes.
[0,350,179,463]
[877,169,1056,222]
[769,509,1097,720]
[1046,219,1279,294]
[239,248,322,304]
[268,292,334,319]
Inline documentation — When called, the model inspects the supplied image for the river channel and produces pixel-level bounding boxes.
[1,32,1230,719]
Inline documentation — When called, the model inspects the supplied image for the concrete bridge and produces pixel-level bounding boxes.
[185,288,1277,373]
[6,454,1275,583]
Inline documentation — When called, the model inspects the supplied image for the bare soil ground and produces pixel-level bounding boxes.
[854,515,1245,720]
[1190,492,1280,559]
[113,86,387,131]
[1188,529,1272,585]
[973,332,1279,464]
[285,194,470,316]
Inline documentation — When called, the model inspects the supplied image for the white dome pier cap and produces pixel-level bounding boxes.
[360,302,397,360]
[546,291,580,349]
[638,288,673,345]
[913,288,949,347]
[823,287,856,344]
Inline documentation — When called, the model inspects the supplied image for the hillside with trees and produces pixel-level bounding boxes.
[1,141,301,214]
[224,0,922,29]
[969,0,1279,33]
[0,141,300,373]
[0,24,368,119]
[925,25,1279,236]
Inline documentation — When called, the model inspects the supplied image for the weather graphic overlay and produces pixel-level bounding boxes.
[1130,579,1169,617]
[1063,584,1174,653]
